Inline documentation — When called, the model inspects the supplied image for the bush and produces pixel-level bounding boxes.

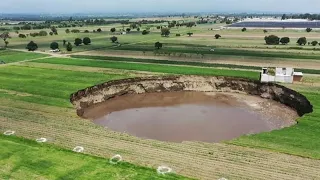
[39,31,48,36]
[306,28,312,33]
[242,27,247,32]
[187,32,193,37]
[110,36,118,43]
[18,34,26,38]
[311,41,318,46]
[263,29,268,33]
[280,37,290,45]
[50,42,59,50]
[74,38,82,46]
[66,42,73,51]
[83,37,91,45]
[264,35,280,45]
[26,41,38,51]
[97,28,102,32]
[297,37,307,45]
[71,29,80,33]
[110,28,116,33]
[84,30,89,33]
[30,32,40,37]
[137,28,140,32]
[176,34,181,36]
[126,28,131,32]
[142,30,149,35]
[65,29,70,33]
[63,40,67,46]
[155,42,163,49]
[215,34,221,39]
[49,32,53,36]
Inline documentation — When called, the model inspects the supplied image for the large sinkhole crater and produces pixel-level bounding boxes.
[70,76,313,143]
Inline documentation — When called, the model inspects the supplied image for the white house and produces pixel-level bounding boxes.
[260,67,303,83]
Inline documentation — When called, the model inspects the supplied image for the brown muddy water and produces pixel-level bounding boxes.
[81,92,298,143]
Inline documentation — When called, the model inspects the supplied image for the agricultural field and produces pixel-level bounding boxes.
[1,136,190,180]
[1,18,320,179]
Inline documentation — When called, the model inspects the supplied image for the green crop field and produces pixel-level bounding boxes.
[0,50,48,63]
[33,57,259,79]
[1,136,190,180]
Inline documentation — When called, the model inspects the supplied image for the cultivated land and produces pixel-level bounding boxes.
[1,18,320,179]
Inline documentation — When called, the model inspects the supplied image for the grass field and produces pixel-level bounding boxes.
[71,55,320,75]
[0,49,48,63]
[1,136,189,180]
[33,57,259,79]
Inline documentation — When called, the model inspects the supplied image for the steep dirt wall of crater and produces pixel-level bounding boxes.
[70,76,313,117]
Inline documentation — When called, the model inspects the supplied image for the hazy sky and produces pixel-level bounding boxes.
[2,0,320,14]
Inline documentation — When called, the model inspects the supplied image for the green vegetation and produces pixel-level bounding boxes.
[71,55,320,75]
[0,50,47,63]
[0,65,127,107]
[35,57,260,79]
[0,136,189,180]
[115,45,320,60]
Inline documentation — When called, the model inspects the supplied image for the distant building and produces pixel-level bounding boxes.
[260,67,303,83]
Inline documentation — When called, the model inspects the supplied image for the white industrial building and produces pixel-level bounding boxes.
[260,67,303,83]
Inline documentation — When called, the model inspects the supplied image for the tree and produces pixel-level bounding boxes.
[110,28,116,33]
[263,29,268,33]
[187,32,193,37]
[71,29,80,33]
[0,32,10,47]
[97,28,102,32]
[157,26,161,29]
[49,32,53,36]
[50,42,59,50]
[280,37,290,45]
[18,34,26,38]
[215,34,221,39]
[74,38,82,46]
[161,28,170,37]
[63,40,67,46]
[126,28,131,33]
[311,40,318,46]
[155,42,163,49]
[83,37,91,45]
[50,26,58,35]
[66,42,73,51]
[306,28,312,32]
[39,31,48,36]
[26,41,38,51]
[297,37,307,45]
[142,30,149,35]
[137,28,140,32]
[242,27,247,32]
[110,36,118,43]
[281,14,287,20]
[264,35,280,45]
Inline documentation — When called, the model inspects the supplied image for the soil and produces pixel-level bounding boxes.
[82,92,298,143]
